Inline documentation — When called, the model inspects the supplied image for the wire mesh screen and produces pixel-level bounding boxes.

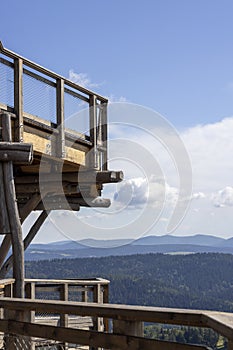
[64,89,89,136]
[32,285,93,332]
[23,69,56,123]
[68,287,93,302]
[0,58,14,108]
[1,334,89,349]
[34,287,61,319]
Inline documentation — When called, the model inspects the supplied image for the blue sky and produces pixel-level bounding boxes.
[2,0,233,243]
[2,0,233,127]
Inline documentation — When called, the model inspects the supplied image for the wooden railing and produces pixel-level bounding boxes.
[0,279,233,349]
[1,297,233,349]
[0,41,108,170]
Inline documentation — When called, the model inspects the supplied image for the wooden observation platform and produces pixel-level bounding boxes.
[0,42,123,298]
[1,43,233,350]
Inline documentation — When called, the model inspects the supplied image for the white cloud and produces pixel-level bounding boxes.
[108,94,128,103]
[68,69,102,89]
[213,186,233,207]
[192,192,206,199]
[113,176,178,209]
[182,117,233,191]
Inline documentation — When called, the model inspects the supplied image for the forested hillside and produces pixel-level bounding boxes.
[26,253,233,312]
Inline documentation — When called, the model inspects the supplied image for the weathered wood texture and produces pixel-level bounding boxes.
[14,57,23,142]
[0,142,33,163]
[0,113,24,298]
[1,297,233,349]
[0,319,210,350]
[0,211,50,278]
[0,42,109,169]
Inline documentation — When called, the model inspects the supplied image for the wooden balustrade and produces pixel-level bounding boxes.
[0,41,108,170]
[0,280,233,349]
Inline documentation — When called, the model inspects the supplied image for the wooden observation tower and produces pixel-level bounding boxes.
[0,42,123,298]
[1,43,233,350]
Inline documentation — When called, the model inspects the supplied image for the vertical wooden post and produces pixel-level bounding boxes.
[4,283,13,298]
[82,285,88,302]
[1,112,24,298]
[60,283,68,327]
[0,165,10,234]
[89,95,98,169]
[103,283,109,332]
[14,58,23,142]
[24,282,36,350]
[25,281,35,321]
[56,78,65,158]
[101,101,108,171]
[60,283,68,350]
[92,283,103,350]
[228,341,233,350]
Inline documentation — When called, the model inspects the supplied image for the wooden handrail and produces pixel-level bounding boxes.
[0,297,232,349]
[0,41,108,103]
[0,298,233,339]
[0,41,109,169]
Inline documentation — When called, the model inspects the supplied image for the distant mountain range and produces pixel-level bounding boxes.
[25,234,233,260]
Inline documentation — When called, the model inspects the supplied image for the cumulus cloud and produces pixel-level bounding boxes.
[113,176,178,209]
[213,186,233,207]
[182,117,233,191]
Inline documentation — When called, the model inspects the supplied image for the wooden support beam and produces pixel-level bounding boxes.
[19,193,41,222]
[0,165,10,234]
[16,183,100,199]
[1,113,24,298]
[0,318,210,350]
[34,196,110,210]
[0,237,12,268]
[0,211,49,278]
[0,142,33,163]
[14,170,124,185]
[35,200,80,211]
[0,193,42,271]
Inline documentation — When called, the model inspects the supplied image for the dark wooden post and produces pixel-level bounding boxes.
[92,283,103,350]
[60,283,68,350]
[1,112,24,298]
[0,165,10,234]
[103,283,109,332]
[60,283,68,327]
[0,211,49,279]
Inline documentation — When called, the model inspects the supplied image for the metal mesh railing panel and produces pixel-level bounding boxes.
[1,334,89,349]
[0,59,14,108]
[34,289,61,318]
[23,70,56,123]
[64,90,89,136]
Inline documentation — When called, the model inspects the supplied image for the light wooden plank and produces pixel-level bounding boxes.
[0,319,209,350]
